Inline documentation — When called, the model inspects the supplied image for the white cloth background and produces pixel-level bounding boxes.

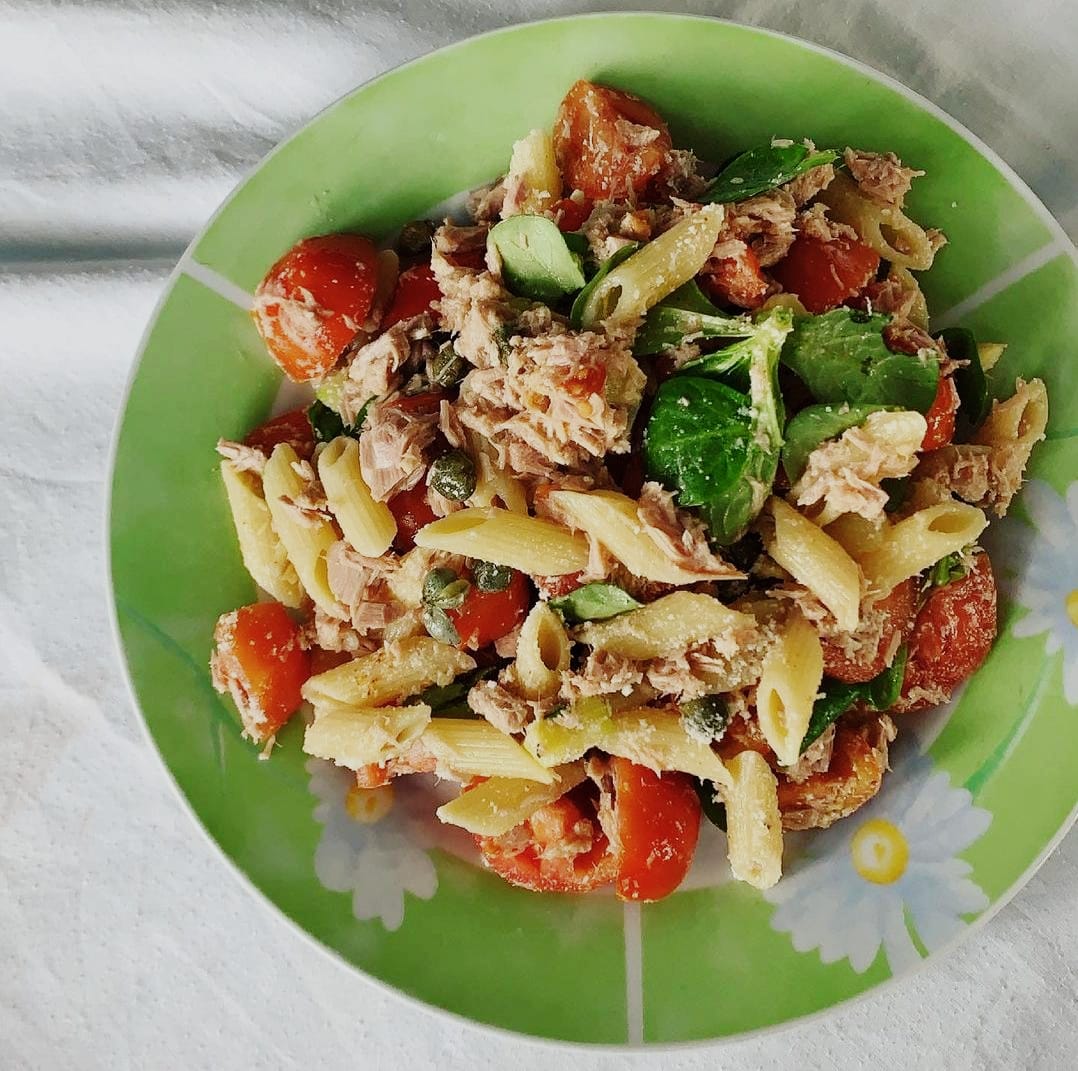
[2,2,1076,1068]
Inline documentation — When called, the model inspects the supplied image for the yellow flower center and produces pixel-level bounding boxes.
[851,818,910,884]
[345,783,395,824]
[1066,589,1078,629]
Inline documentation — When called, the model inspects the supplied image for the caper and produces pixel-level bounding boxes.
[422,606,461,646]
[429,450,477,502]
[429,343,468,388]
[397,219,436,258]
[422,567,468,609]
[680,695,730,741]
[473,560,512,593]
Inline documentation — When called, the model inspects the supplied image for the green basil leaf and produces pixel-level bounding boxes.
[549,582,643,624]
[868,646,908,711]
[488,215,587,303]
[570,243,639,329]
[781,309,940,413]
[693,779,727,830]
[703,143,839,204]
[409,665,497,717]
[308,400,349,443]
[937,327,990,439]
[632,280,754,355]
[781,403,889,482]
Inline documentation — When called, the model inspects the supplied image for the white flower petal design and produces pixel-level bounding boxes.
[765,746,991,974]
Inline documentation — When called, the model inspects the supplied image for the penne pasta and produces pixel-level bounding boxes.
[317,436,397,557]
[414,507,589,575]
[514,602,571,699]
[435,763,586,836]
[303,703,431,770]
[302,637,475,708]
[422,719,557,783]
[755,609,824,767]
[766,497,861,632]
[468,432,529,515]
[502,129,562,215]
[722,750,783,890]
[977,342,1006,372]
[219,460,304,607]
[261,443,341,615]
[523,697,613,767]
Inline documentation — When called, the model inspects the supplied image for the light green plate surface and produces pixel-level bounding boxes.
[109,14,1078,1046]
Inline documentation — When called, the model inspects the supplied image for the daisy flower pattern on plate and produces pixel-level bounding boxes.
[994,479,1078,705]
[765,747,991,974]
[308,758,438,931]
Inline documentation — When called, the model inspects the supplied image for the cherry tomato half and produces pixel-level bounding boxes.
[387,481,439,553]
[770,234,881,314]
[449,569,531,650]
[244,408,316,460]
[821,578,918,684]
[552,195,594,233]
[920,376,960,452]
[381,263,442,331]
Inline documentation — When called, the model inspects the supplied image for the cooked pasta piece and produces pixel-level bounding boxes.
[414,507,589,574]
[317,436,397,556]
[303,703,431,769]
[973,377,1048,466]
[825,512,888,559]
[469,433,529,515]
[422,719,557,783]
[523,697,613,766]
[722,750,783,889]
[577,592,754,660]
[302,637,476,707]
[859,501,988,593]
[262,443,341,615]
[755,609,824,767]
[578,203,726,326]
[219,460,304,607]
[514,602,571,698]
[818,173,936,270]
[599,708,732,788]
[436,762,587,836]
[977,342,1007,372]
[502,129,562,215]
[765,498,861,632]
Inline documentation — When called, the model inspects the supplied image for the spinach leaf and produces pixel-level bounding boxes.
[781,403,888,482]
[644,307,791,545]
[800,647,909,752]
[307,398,371,444]
[409,666,498,718]
[570,244,639,329]
[549,583,642,624]
[703,142,839,204]
[937,327,990,439]
[633,280,754,355]
[487,215,586,303]
[781,309,939,413]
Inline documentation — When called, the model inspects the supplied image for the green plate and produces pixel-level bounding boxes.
[109,14,1078,1046]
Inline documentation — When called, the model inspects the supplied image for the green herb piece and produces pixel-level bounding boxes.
[308,400,346,443]
[422,605,461,646]
[569,243,639,329]
[545,703,569,721]
[422,567,469,609]
[680,695,730,741]
[487,215,587,303]
[703,143,839,204]
[781,403,888,482]
[548,582,643,624]
[693,779,727,830]
[396,219,436,258]
[429,343,469,388]
[800,647,909,752]
[410,665,497,717]
[927,551,968,589]
[473,561,512,593]
[644,307,791,545]
[428,450,477,502]
[937,327,990,439]
[781,309,939,413]
[634,280,755,355]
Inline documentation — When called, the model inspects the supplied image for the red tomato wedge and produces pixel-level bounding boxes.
[449,569,531,650]
[770,234,881,314]
[381,263,442,331]
[553,80,672,200]
[611,759,702,902]
[899,554,997,712]
[244,407,315,460]
[821,578,917,684]
[387,481,439,553]
[920,376,960,452]
[211,602,310,743]
[253,233,379,382]
[552,195,594,233]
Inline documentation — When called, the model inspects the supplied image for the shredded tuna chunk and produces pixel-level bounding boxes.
[883,319,943,357]
[324,541,404,635]
[783,723,837,783]
[843,148,924,206]
[468,181,506,223]
[860,270,921,320]
[359,395,439,502]
[636,482,743,580]
[216,438,266,475]
[581,201,658,262]
[306,607,379,655]
[431,246,517,369]
[791,410,927,522]
[720,189,797,267]
[658,148,710,200]
[784,162,836,206]
[438,399,467,450]
[277,459,334,526]
[467,678,535,734]
[338,313,434,423]
[795,202,858,243]
[561,650,644,701]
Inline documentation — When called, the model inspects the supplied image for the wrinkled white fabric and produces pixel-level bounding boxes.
[1,3,1076,1069]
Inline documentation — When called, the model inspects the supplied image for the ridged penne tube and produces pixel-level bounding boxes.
[578,203,726,326]
[722,750,783,890]
[302,637,476,707]
[435,763,586,836]
[502,129,562,215]
[219,460,304,607]
[261,443,341,614]
[303,703,431,770]
[600,708,732,789]
[977,342,1006,372]
[422,719,557,783]
[973,378,1048,453]
[578,592,753,660]
[887,266,929,329]
[468,433,528,515]
[859,501,988,594]
[818,173,935,270]
[825,513,888,559]
[755,609,824,767]
[414,507,589,575]
[317,436,397,556]
[514,603,571,699]
[546,489,739,585]
[766,497,861,632]
[523,697,613,767]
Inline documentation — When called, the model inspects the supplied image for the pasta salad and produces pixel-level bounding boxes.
[210,80,1047,900]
